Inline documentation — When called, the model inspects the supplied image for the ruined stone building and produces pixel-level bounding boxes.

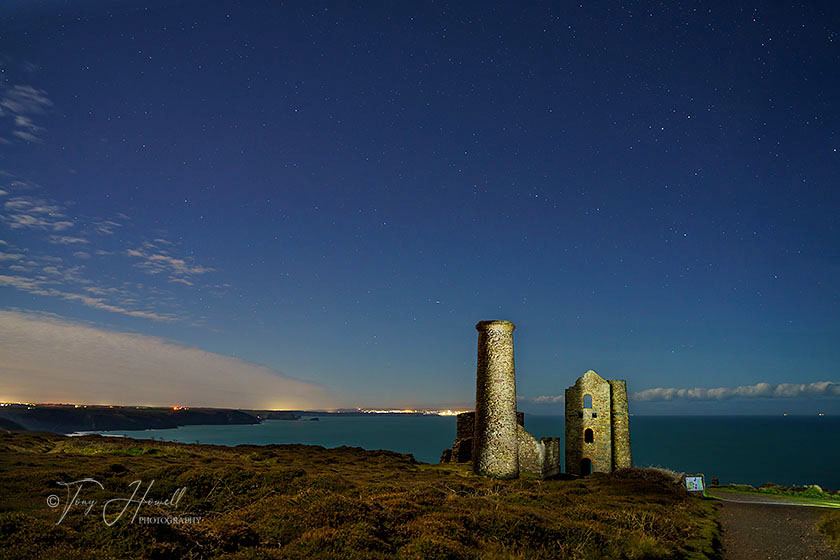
[564,370,632,476]
[442,410,561,479]
[440,322,630,480]
[442,410,524,465]
[440,320,561,479]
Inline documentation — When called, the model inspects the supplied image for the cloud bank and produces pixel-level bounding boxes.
[632,382,840,401]
[522,381,840,405]
[526,394,565,404]
[0,311,331,410]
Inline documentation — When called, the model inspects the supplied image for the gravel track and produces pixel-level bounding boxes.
[714,497,840,560]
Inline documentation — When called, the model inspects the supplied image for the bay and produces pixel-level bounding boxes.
[98,414,840,490]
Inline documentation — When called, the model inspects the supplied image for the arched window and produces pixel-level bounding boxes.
[584,428,594,443]
[583,394,592,409]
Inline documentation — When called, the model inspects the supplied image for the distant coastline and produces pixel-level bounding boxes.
[0,404,260,434]
[0,404,452,434]
[0,402,482,435]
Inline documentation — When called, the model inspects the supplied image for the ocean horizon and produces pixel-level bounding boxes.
[94,413,840,491]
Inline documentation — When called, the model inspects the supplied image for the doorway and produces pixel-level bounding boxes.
[580,458,592,476]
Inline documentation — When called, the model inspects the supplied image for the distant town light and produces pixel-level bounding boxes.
[358,408,471,416]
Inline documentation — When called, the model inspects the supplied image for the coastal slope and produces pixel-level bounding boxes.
[0,431,719,559]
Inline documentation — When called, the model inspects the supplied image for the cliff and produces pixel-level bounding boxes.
[0,405,259,433]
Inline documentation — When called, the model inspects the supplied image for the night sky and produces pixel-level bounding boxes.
[1,1,838,414]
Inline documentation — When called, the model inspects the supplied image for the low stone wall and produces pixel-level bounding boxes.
[516,424,543,476]
[452,437,473,463]
[516,429,562,477]
[456,412,475,440]
[540,437,561,477]
[443,411,525,464]
[443,412,559,479]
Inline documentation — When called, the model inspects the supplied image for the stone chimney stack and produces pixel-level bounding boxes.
[472,320,519,479]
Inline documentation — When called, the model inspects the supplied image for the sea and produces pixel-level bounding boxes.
[95,414,840,491]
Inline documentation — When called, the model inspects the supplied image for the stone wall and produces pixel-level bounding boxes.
[457,411,524,439]
[451,437,472,463]
[443,411,524,464]
[516,424,544,476]
[442,408,559,479]
[457,412,476,440]
[540,437,561,477]
[608,379,632,470]
[504,426,561,478]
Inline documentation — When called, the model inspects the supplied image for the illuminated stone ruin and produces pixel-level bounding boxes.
[440,324,630,480]
[439,320,561,479]
[564,370,632,476]
[442,410,560,478]
[472,320,519,478]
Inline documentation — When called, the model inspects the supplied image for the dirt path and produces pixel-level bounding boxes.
[712,495,840,560]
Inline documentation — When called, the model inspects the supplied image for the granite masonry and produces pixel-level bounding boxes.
[564,370,632,476]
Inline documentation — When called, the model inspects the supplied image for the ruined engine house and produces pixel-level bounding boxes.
[564,370,632,476]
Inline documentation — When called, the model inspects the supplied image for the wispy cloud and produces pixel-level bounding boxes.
[0,311,330,409]
[0,172,220,322]
[2,195,74,231]
[0,84,53,143]
[169,276,194,286]
[519,394,565,404]
[49,235,88,245]
[632,382,840,401]
[12,116,44,143]
[0,274,174,321]
[0,85,52,114]
[127,240,214,285]
[0,240,176,320]
[93,218,125,235]
[0,251,25,262]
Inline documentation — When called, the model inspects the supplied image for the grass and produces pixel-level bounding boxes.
[709,483,840,509]
[0,431,720,559]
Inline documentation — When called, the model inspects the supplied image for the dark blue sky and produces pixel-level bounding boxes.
[1,1,838,413]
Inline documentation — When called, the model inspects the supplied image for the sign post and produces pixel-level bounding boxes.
[682,474,706,496]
